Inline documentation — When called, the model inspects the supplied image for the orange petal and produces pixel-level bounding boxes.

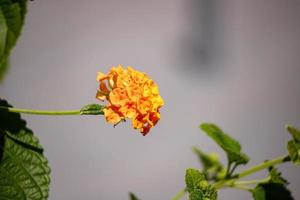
[96,91,107,101]
[96,72,108,81]
[99,81,110,94]
[104,108,122,124]
[109,88,128,106]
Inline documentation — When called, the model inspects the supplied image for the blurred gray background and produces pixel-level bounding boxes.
[1,0,300,199]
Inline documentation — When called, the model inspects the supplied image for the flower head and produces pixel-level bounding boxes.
[96,65,164,135]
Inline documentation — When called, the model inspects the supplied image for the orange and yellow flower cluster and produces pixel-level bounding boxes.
[96,65,164,135]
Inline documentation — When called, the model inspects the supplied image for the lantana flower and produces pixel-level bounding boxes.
[96,65,164,135]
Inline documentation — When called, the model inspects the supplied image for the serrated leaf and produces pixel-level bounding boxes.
[268,166,288,186]
[286,125,300,165]
[185,168,217,200]
[287,140,300,164]
[252,183,294,200]
[185,169,206,190]
[286,125,300,142]
[189,190,203,200]
[0,0,27,81]
[80,104,104,115]
[0,130,51,199]
[200,123,249,166]
[192,147,225,180]
[129,192,140,200]
[0,99,51,200]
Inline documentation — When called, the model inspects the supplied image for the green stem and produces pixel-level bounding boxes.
[228,163,238,176]
[224,177,271,192]
[230,184,252,191]
[234,177,270,185]
[225,162,232,178]
[214,155,290,189]
[237,155,289,179]
[0,106,81,115]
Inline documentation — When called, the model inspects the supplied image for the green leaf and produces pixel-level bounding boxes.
[0,99,51,200]
[192,147,225,180]
[252,186,266,200]
[129,192,140,200]
[0,9,8,58]
[185,168,206,190]
[200,123,249,166]
[0,0,28,81]
[80,104,104,115]
[253,166,289,200]
[252,183,294,200]
[286,125,300,142]
[268,166,288,185]
[185,168,217,200]
[287,140,300,164]
[286,125,300,165]
[189,190,203,200]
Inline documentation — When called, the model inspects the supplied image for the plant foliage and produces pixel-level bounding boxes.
[200,123,249,170]
[0,0,27,81]
[185,168,217,200]
[286,125,300,164]
[0,99,50,200]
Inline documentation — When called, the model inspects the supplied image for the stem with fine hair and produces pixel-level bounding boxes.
[0,106,81,115]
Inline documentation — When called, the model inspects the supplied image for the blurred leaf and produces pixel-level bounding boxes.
[252,186,265,200]
[185,168,217,200]
[200,123,249,166]
[0,99,51,200]
[268,166,288,186]
[192,147,225,180]
[286,125,300,165]
[0,0,28,81]
[80,104,104,115]
[192,147,219,170]
[129,192,140,200]
[286,125,300,142]
[252,183,294,200]
[287,140,300,164]
[0,9,8,59]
